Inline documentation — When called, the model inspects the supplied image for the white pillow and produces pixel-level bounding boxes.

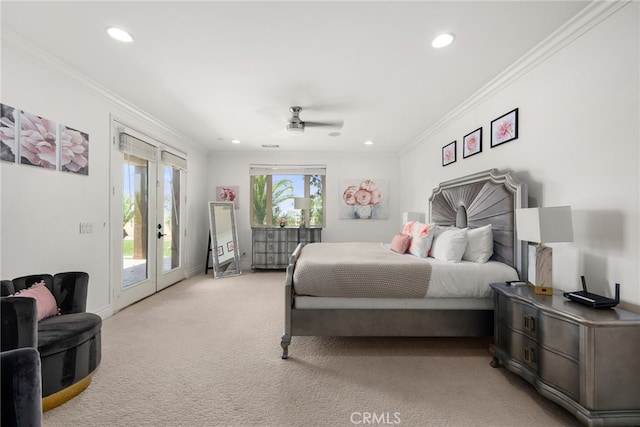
[463,224,494,263]
[430,227,468,262]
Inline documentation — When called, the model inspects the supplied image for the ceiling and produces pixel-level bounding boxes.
[1,1,589,153]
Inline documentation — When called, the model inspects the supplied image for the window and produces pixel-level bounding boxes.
[250,165,326,227]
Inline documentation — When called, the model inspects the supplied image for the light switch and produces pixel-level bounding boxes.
[79,222,93,234]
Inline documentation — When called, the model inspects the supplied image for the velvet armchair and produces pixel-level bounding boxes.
[1,272,101,411]
[1,347,42,427]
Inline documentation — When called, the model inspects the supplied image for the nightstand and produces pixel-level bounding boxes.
[490,283,640,427]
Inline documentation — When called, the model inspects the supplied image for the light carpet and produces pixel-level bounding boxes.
[43,271,581,427]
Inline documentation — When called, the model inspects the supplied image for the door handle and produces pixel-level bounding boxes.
[157,231,166,239]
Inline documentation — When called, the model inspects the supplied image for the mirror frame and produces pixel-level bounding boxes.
[208,201,241,278]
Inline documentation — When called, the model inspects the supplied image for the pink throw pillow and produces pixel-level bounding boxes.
[390,233,412,254]
[14,281,59,321]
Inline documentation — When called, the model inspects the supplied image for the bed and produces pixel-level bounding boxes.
[281,169,527,359]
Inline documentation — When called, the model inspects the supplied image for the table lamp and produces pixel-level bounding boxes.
[515,206,573,295]
[402,212,425,225]
[294,197,311,228]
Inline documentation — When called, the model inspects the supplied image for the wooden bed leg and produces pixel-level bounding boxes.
[281,334,291,359]
[490,356,500,368]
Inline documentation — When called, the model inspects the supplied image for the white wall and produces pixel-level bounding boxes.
[0,39,209,317]
[206,151,401,270]
[399,4,639,307]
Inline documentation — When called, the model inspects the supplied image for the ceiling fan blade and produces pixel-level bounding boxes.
[304,120,344,129]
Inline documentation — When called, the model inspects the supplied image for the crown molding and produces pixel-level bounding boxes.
[1,28,209,152]
[399,0,630,156]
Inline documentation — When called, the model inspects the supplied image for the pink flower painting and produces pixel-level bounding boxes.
[497,121,514,140]
[491,108,519,147]
[463,128,482,158]
[20,111,58,169]
[60,125,89,175]
[442,141,456,166]
[340,179,388,219]
[217,185,239,209]
[0,104,16,163]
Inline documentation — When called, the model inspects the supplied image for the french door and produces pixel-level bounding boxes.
[111,123,186,312]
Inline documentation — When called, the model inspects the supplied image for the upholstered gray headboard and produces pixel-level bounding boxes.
[429,169,528,280]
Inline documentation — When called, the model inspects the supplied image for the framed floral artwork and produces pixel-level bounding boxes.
[0,103,17,163]
[491,108,519,147]
[339,179,389,219]
[60,125,89,175]
[20,110,57,170]
[442,141,456,166]
[463,127,482,158]
[216,185,239,209]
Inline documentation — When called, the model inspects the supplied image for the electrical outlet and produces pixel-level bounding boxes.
[79,222,93,234]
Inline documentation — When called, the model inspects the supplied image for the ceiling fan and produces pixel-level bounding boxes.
[286,106,343,135]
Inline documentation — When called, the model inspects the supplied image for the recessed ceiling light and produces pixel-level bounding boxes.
[432,33,455,49]
[107,27,134,43]
[364,140,374,146]
[231,139,241,144]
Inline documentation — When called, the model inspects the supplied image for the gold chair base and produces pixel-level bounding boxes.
[42,374,93,412]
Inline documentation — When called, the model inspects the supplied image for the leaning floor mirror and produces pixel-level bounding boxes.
[208,201,241,278]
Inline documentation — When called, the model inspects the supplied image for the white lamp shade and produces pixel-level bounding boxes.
[516,206,574,243]
[402,212,425,224]
[294,198,311,210]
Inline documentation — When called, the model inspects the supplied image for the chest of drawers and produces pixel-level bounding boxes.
[251,227,321,269]
[490,283,640,426]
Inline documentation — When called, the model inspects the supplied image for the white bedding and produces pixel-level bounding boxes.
[424,258,518,298]
[294,259,517,309]
[294,243,518,302]
[292,242,518,307]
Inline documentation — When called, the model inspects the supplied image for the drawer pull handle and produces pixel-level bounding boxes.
[524,315,536,331]
[524,347,536,363]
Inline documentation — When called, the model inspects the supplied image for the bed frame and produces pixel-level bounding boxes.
[281,169,527,359]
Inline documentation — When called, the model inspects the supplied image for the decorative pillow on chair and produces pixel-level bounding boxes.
[14,281,59,321]
[390,233,412,254]
[463,224,494,263]
[430,227,469,262]
[407,222,435,258]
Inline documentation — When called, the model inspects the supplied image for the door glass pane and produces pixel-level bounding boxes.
[122,154,148,287]
[162,165,180,272]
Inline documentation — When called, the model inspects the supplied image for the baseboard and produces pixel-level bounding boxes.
[93,304,113,320]
[186,263,206,278]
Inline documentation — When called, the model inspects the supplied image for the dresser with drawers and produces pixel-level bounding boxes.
[251,227,321,269]
[489,283,640,426]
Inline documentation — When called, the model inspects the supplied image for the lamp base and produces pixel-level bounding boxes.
[527,244,553,295]
[528,283,553,295]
